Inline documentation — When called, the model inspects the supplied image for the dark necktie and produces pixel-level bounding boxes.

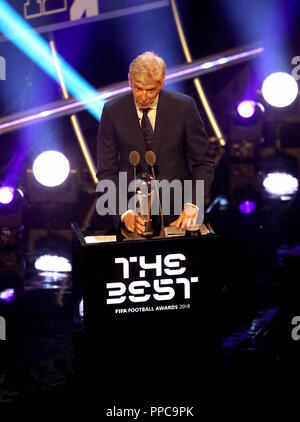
[141,108,153,150]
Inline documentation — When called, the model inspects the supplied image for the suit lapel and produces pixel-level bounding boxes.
[122,94,144,144]
[122,94,148,169]
[151,91,170,156]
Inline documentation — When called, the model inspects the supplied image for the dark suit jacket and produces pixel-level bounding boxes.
[97,89,215,226]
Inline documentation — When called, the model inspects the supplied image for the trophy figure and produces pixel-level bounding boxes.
[136,173,154,238]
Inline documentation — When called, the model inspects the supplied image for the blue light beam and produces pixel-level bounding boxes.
[0,0,103,120]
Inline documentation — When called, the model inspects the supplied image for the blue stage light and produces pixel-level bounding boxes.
[0,0,104,120]
[238,200,256,215]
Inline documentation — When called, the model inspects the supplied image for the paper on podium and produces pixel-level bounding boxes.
[164,226,185,237]
[84,235,117,244]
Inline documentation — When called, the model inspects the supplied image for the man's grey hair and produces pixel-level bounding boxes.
[129,51,166,85]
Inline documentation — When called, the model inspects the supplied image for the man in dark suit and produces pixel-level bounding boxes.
[97,51,214,235]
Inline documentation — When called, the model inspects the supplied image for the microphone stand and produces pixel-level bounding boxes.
[145,151,166,239]
[149,165,166,239]
[129,150,140,240]
[133,164,138,240]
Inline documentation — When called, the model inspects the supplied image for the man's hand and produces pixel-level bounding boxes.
[123,213,145,235]
[170,209,197,230]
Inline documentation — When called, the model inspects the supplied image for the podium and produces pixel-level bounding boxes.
[72,223,222,415]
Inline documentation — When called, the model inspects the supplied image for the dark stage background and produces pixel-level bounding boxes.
[0,0,300,415]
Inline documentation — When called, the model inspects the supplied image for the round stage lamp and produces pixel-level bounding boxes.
[0,186,14,204]
[263,172,298,198]
[0,288,15,302]
[238,200,256,215]
[32,151,70,187]
[262,72,298,108]
[237,100,256,118]
[79,298,84,317]
[34,254,72,272]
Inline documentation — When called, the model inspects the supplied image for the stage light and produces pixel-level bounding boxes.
[262,72,298,108]
[34,255,72,273]
[202,61,214,69]
[262,172,298,198]
[79,298,84,317]
[259,151,299,200]
[206,195,229,213]
[0,186,14,204]
[227,96,262,198]
[0,187,24,247]
[219,197,229,210]
[32,151,70,187]
[0,288,15,302]
[238,200,256,215]
[237,100,256,119]
[230,99,265,149]
[26,168,79,204]
[235,100,265,121]
[217,58,228,65]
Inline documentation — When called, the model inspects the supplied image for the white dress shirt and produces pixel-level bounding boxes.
[135,95,159,130]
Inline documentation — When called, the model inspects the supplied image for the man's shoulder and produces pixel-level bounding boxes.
[160,89,194,105]
[104,92,132,110]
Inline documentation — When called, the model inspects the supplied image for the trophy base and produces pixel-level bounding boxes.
[143,220,153,237]
[121,223,214,241]
[121,227,162,241]
[121,227,143,241]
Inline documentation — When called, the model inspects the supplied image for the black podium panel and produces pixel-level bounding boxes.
[72,225,222,414]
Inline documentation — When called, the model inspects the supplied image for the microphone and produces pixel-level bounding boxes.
[129,151,140,167]
[129,151,140,239]
[145,151,166,238]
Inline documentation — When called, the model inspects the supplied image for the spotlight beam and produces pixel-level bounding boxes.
[0,0,104,120]
[49,38,98,184]
[0,43,264,135]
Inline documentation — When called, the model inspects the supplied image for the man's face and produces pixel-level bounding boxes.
[129,78,164,109]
